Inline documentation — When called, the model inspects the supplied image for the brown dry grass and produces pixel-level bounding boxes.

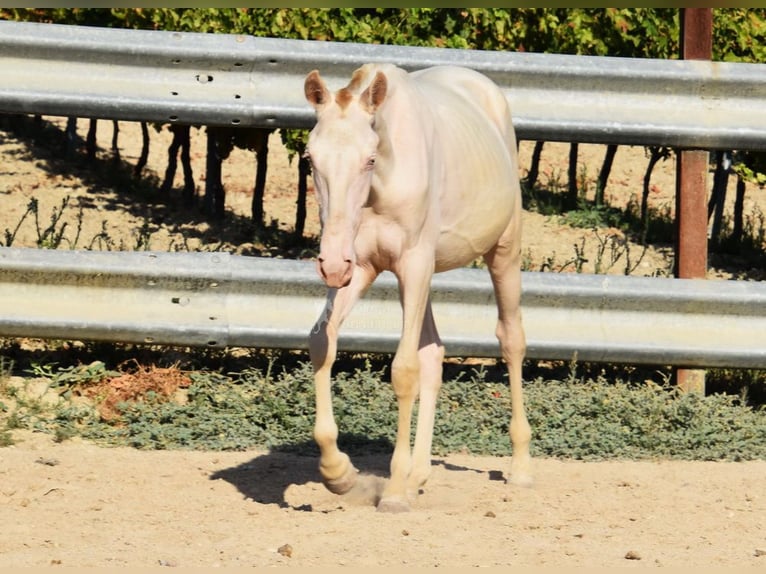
[73,361,191,421]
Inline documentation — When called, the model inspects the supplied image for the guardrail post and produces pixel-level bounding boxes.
[674,8,712,393]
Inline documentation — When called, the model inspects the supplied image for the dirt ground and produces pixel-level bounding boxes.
[3,116,764,277]
[1,430,764,567]
[1,117,766,567]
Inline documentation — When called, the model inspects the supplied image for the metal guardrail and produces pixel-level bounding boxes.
[1,22,765,370]
[2,20,766,149]
[1,247,765,369]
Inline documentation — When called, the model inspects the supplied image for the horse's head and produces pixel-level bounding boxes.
[304,67,388,288]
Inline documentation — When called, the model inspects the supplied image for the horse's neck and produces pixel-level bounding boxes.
[374,76,431,166]
[369,77,435,209]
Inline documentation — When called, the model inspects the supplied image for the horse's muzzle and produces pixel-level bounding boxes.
[317,256,354,289]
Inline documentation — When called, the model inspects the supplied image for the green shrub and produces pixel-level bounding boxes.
[4,353,763,462]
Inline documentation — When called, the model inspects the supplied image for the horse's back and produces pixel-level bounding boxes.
[409,66,521,270]
[412,66,513,137]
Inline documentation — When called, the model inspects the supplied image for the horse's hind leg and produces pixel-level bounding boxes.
[309,265,377,495]
[483,209,532,488]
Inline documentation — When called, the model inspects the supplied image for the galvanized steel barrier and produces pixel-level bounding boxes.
[1,248,765,369]
[2,20,766,149]
[1,22,766,369]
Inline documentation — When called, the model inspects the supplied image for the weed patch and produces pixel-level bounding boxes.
[2,350,764,462]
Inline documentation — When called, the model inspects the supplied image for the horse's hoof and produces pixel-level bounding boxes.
[376,496,411,513]
[508,472,534,488]
[323,464,359,495]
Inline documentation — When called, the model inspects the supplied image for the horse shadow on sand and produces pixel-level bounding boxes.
[209,437,505,511]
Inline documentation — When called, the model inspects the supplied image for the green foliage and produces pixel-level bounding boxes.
[280,128,309,163]
[733,151,766,186]
[0,8,115,27]
[3,352,764,462]
[2,8,762,63]
[27,360,117,395]
[714,9,766,63]
[0,196,82,249]
[561,199,625,230]
[526,377,766,461]
[432,366,513,455]
[0,430,13,447]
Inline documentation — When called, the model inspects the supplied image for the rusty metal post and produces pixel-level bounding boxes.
[675,8,712,393]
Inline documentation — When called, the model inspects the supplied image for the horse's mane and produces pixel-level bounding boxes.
[335,63,405,109]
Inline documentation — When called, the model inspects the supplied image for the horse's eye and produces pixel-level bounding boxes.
[365,155,376,170]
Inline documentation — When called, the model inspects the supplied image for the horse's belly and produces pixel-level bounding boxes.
[434,211,511,272]
[433,160,517,272]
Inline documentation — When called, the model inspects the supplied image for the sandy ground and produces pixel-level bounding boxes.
[2,430,765,568]
[1,117,766,567]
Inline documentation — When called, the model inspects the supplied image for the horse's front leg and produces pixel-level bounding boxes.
[377,258,434,513]
[309,265,377,495]
[406,301,444,497]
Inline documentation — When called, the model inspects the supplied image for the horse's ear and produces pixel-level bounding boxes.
[305,70,331,109]
[360,71,388,113]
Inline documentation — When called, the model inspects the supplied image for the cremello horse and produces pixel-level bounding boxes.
[304,63,530,512]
